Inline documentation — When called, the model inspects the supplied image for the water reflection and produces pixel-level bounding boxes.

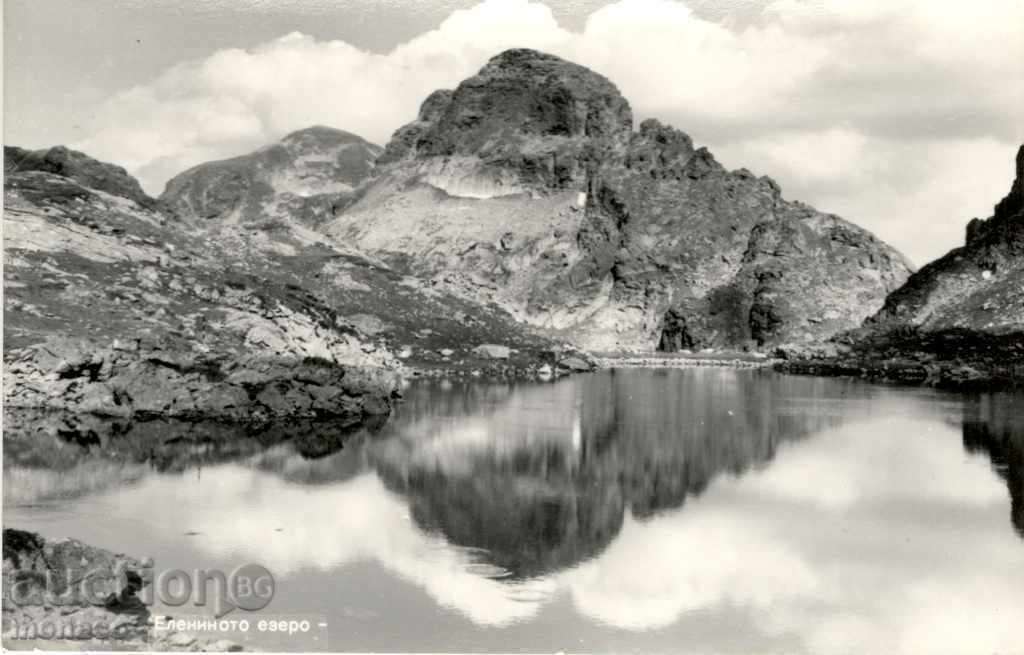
[4,370,1024,653]
[962,392,1024,537]
[371,370,870,577]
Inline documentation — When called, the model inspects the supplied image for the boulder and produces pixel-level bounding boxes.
[558,356,594,372]
[472,344,511,359]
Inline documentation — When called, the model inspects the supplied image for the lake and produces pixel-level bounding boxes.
[4,368,1023,653]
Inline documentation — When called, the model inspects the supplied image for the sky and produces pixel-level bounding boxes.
[4,0,1023,265]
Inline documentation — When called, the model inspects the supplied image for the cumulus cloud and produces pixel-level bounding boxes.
[75,0,1023,264]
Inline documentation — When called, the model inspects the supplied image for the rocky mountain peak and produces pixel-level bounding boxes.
[4,145,155,209]
[966,143,1024,245]
[626,119,727,182]
[280,125,372,152]
[376,48,633,191]
[444,48,634,144]
[994,143,1024,221]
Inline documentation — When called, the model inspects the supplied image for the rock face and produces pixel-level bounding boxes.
[326,49,912,350]
[4,145,155,209]
[160,126,381,228]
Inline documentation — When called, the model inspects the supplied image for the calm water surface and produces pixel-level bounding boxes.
[5,369,1024,653]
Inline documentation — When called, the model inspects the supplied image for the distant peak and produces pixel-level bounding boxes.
[281,125,372,146]
[486,48,569,65]
[479,48,612,82]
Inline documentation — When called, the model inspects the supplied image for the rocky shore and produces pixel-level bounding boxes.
[593,351,774,370]
[774,332,1024,390]
[4,336,398,423]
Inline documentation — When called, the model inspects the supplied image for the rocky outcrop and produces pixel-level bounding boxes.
[3,337,397,421]
[159,126,381,229]
[4,145,155,209]
[325,49,911,351]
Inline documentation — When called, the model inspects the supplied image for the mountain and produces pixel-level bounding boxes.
[159,125,381,229]
[325,49,913,351]
[782,145,1024,386]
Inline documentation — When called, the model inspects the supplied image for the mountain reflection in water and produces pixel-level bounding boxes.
[4,369,1024,653]
[369,370,864,578]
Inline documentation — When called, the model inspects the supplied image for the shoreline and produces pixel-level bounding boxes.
[592,353,776,370]
[775,357,1024,391]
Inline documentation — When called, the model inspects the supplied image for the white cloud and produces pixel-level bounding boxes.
[110,465,555,626]
[75,0,1023,264]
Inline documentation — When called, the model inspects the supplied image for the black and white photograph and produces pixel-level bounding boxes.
[2,0,1023,652]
